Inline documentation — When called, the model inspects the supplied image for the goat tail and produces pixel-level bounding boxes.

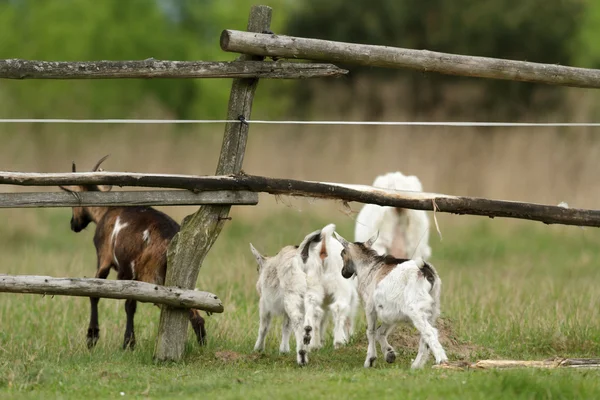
[416,258,440,294]
[418,260,442,319]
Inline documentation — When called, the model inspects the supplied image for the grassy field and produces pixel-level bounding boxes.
[1,205,600,399]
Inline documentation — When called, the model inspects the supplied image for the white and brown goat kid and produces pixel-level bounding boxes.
[334,232,448,369]
[249,238,313,366]
[59,156,206,350]
[298,223,358,350]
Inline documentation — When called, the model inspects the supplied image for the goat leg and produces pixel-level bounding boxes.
[122,299,137,350]
[188,309,207,346]
[87,262,111,349]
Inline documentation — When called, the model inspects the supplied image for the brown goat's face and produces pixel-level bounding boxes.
[70,204,92,233]
[59,155,112,233]
[58,185,105,233]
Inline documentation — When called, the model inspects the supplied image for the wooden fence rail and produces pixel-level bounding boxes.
[220,30,600,89]
[0,59,347,80]
[0,171,597,227]
[0,190,258,208]
[0,275,224,313]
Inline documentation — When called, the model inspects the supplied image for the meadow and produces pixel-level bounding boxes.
[0,114,600,399]
[1,203,600,399]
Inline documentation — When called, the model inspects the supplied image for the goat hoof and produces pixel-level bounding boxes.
[297,350,308,366]
[122,337,136,350]
[365,356,377,368]
[122,342,136,350]
[86,328,100,349]
[334,340,346,349]
[385,351,396,364]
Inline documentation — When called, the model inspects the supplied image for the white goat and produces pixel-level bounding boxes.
[298,223,359,349]
[249,243,310,366]
[355,171,431,260]
[334,232,448,369]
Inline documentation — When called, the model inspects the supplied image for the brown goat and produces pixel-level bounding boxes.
[59,156,206,350]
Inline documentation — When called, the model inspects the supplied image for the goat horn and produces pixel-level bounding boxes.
[92,154,110,172]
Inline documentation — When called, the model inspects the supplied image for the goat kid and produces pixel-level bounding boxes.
[355,171,431,260]
[334,232,448,369]
[249,240,312,366]
[59,156,206,350]
[298,223,359,350]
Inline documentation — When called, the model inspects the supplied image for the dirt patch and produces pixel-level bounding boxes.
[214,350,244,363]
[356,317,488,361]
[214,350,264,363]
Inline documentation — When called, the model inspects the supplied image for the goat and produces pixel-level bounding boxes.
[334,232,448,369]
[59,156,206,350]
[249,239,313,366]
[298,223,359,349]
[355,171,432,260]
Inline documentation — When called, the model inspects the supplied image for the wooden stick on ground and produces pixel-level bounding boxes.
[434,358,600,370]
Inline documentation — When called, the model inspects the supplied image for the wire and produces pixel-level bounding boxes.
[0,119,599,127]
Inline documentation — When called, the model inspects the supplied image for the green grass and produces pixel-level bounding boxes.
[1,208,600,399]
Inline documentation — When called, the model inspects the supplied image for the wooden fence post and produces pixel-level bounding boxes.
[153,5,272,362]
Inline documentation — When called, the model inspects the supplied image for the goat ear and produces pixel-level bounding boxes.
[249,243,266,268]
[333,232,349,248]
[321,223,336,238]
[298,229,321,250]
[365,231,379,248]
[96,184,113,192]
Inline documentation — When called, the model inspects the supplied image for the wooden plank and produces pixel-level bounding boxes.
[153,5,272,362]
[0,274,224,313]
[220,29,600,89]
[0,59,347,79]
[0,190,258,208]
[1,171,598,227]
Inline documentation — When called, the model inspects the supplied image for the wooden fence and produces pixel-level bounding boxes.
[1,4,599,362]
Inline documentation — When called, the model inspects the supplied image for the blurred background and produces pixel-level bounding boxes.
[0,0,599,222]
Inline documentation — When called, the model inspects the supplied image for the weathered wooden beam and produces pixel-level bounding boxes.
[0,59,347,80]
[153,6,272,362]
[0,275,224,313]
[1,171,596,228]
[0,190,258,208]
[220,30,600,89]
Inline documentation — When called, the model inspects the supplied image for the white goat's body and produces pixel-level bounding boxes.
[356,258,447,368]
[371,261,440,326]
[251,245,310,366]
[300,224,359,349]
[355,172,431,260]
